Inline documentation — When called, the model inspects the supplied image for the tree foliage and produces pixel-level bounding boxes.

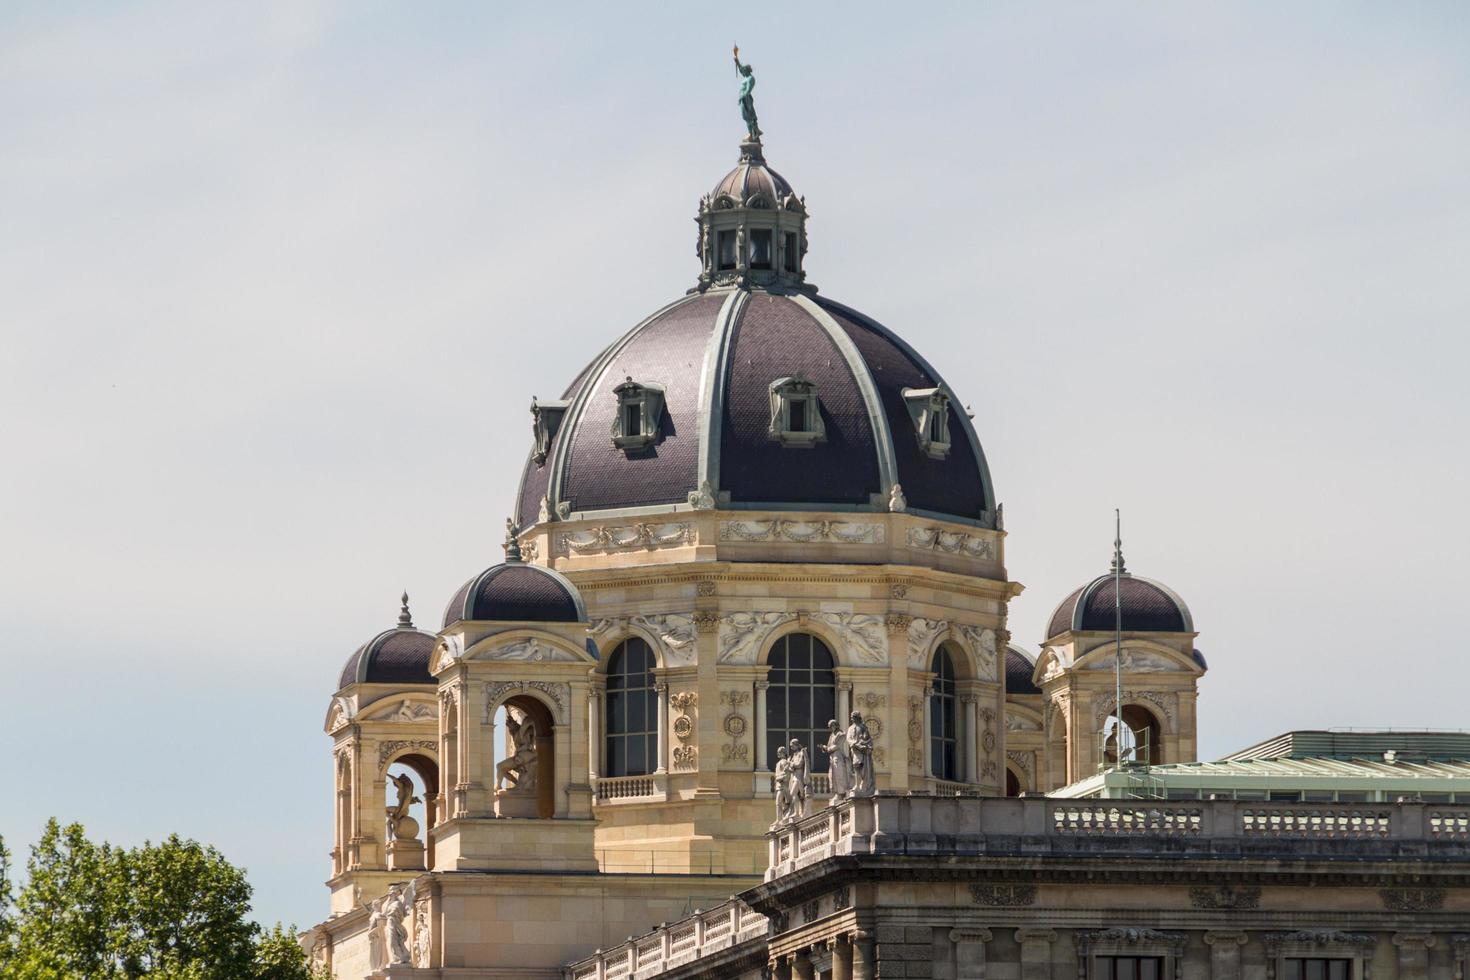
[0,820,325,980]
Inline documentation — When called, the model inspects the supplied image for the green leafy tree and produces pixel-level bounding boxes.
[0,821,325,980]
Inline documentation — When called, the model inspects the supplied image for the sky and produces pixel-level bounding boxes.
[2,1,1468,931]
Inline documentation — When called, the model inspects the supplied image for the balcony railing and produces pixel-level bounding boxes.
[765,794,1470,880]
[564,898,768,980]
[594,773,667,803]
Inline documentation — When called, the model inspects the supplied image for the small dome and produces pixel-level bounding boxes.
[1005,644,1041,695]
[711,148,796,208]
[338,594,436,689]
[1045,570,1194,640]
[443,561,586,628]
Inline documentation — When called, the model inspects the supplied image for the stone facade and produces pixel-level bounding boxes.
[567,795,1470,980]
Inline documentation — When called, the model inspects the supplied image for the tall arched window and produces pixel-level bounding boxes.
[605,638,659,777]
[765,633,836,772]
[930,646,959,780]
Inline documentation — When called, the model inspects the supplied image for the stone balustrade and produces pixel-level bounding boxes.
[766,794,1470,880]
[564,899,768,980]
[594,773,666,803]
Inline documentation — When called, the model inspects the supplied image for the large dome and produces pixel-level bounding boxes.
[515,290,997,528]
[514,138,997,532]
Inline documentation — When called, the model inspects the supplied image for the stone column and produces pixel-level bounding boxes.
[830,936,853,980]
[837,679,853,729]
[754,681,770,773]
[771,955,793,980]
[1393,934,1435,980]
[655,682,669,774]
[587,685,602,782]
[950,928,991,980]
[793,949,815,980]
[921,686,933,779]
[1204,931,1247,980]
[852,930,876,980]
[963,696,979,783]
[1015,929,1056,980]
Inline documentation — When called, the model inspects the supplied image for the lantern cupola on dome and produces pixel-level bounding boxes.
[695,49,809,292]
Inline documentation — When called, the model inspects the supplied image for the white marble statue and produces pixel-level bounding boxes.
[786,738,809,821]
[369,880,415,969]
[772,745,793,827]
[847,711,875,797]
[820,720,852,799]
[495,708,539,793]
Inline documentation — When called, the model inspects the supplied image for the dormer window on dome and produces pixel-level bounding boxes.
[903,387,952,459]
[610,377,665,451]
[768,374,826,448]
[530,397,568,465]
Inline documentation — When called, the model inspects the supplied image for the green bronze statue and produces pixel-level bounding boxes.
[733,44,761,143]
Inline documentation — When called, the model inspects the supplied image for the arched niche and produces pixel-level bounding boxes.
[492,694,555,819]
[1104,703,1165,766]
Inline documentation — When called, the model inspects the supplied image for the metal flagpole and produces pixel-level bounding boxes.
[1114,508,1124,766]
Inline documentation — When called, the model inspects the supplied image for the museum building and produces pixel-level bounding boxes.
[303,112,1470,980]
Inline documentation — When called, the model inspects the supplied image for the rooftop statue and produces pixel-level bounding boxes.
[733,44,761,143]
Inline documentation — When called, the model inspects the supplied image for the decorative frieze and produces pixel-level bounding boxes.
[1005,749,1032,775]
[905,526,994,559]
[1190,885,1260,910]
[1381,888,1444,911]
[720,519,884,544]
[555,521,693,556]
[969,883,1036,907]
[1085,649,1181,672]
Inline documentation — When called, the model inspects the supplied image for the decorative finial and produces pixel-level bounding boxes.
[397,591,414,629]
[733,43,761,146]
[504,517,523,562]
[1111,508,1127,575]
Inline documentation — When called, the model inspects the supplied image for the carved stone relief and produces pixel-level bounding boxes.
[592,614,700,666]
[1085,649,1180,672]
[905,617,946,668]
[906,526,994,559]
[555,522,693,556]
[364,698,436,723]
[1190,885,1261,910]
[1093,690,1176,730]
[815,612,888,665]
[477,637,578,663]
[970,883,1036,907]
[720,689,751,763]
[670,691,698,771]
[432,634,465,673]
[379,740,438,770]
[956,624,999,682]
[906,696,923,769]
[719,520,884,544]
[484,680,569,723]
[327,696,354,732]
[718,612,797,664]
[979,705,997,780]
[1006,749,1032,775]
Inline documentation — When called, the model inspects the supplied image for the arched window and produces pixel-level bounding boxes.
[765,633,836,772]
[605,638,659,777]
[929,646,959,780]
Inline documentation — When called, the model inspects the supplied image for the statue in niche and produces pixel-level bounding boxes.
[820,720,852,799]
[369,880,415,969]
[385,771,420,843]
[733,44,761,143]
[494,707,539,793]
[847,712,875,797]
[771,745,793,827]
[786,738,809,821]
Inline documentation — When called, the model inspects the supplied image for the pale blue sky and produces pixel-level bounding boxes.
[2,2,1467,930]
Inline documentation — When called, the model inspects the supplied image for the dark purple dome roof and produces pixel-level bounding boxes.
[712,156,796,208]
[443,561,586,628]
[1045,572,1194,640]
[1005,644,1041,695]
[515,290,998,528]
[338,626,436,690]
